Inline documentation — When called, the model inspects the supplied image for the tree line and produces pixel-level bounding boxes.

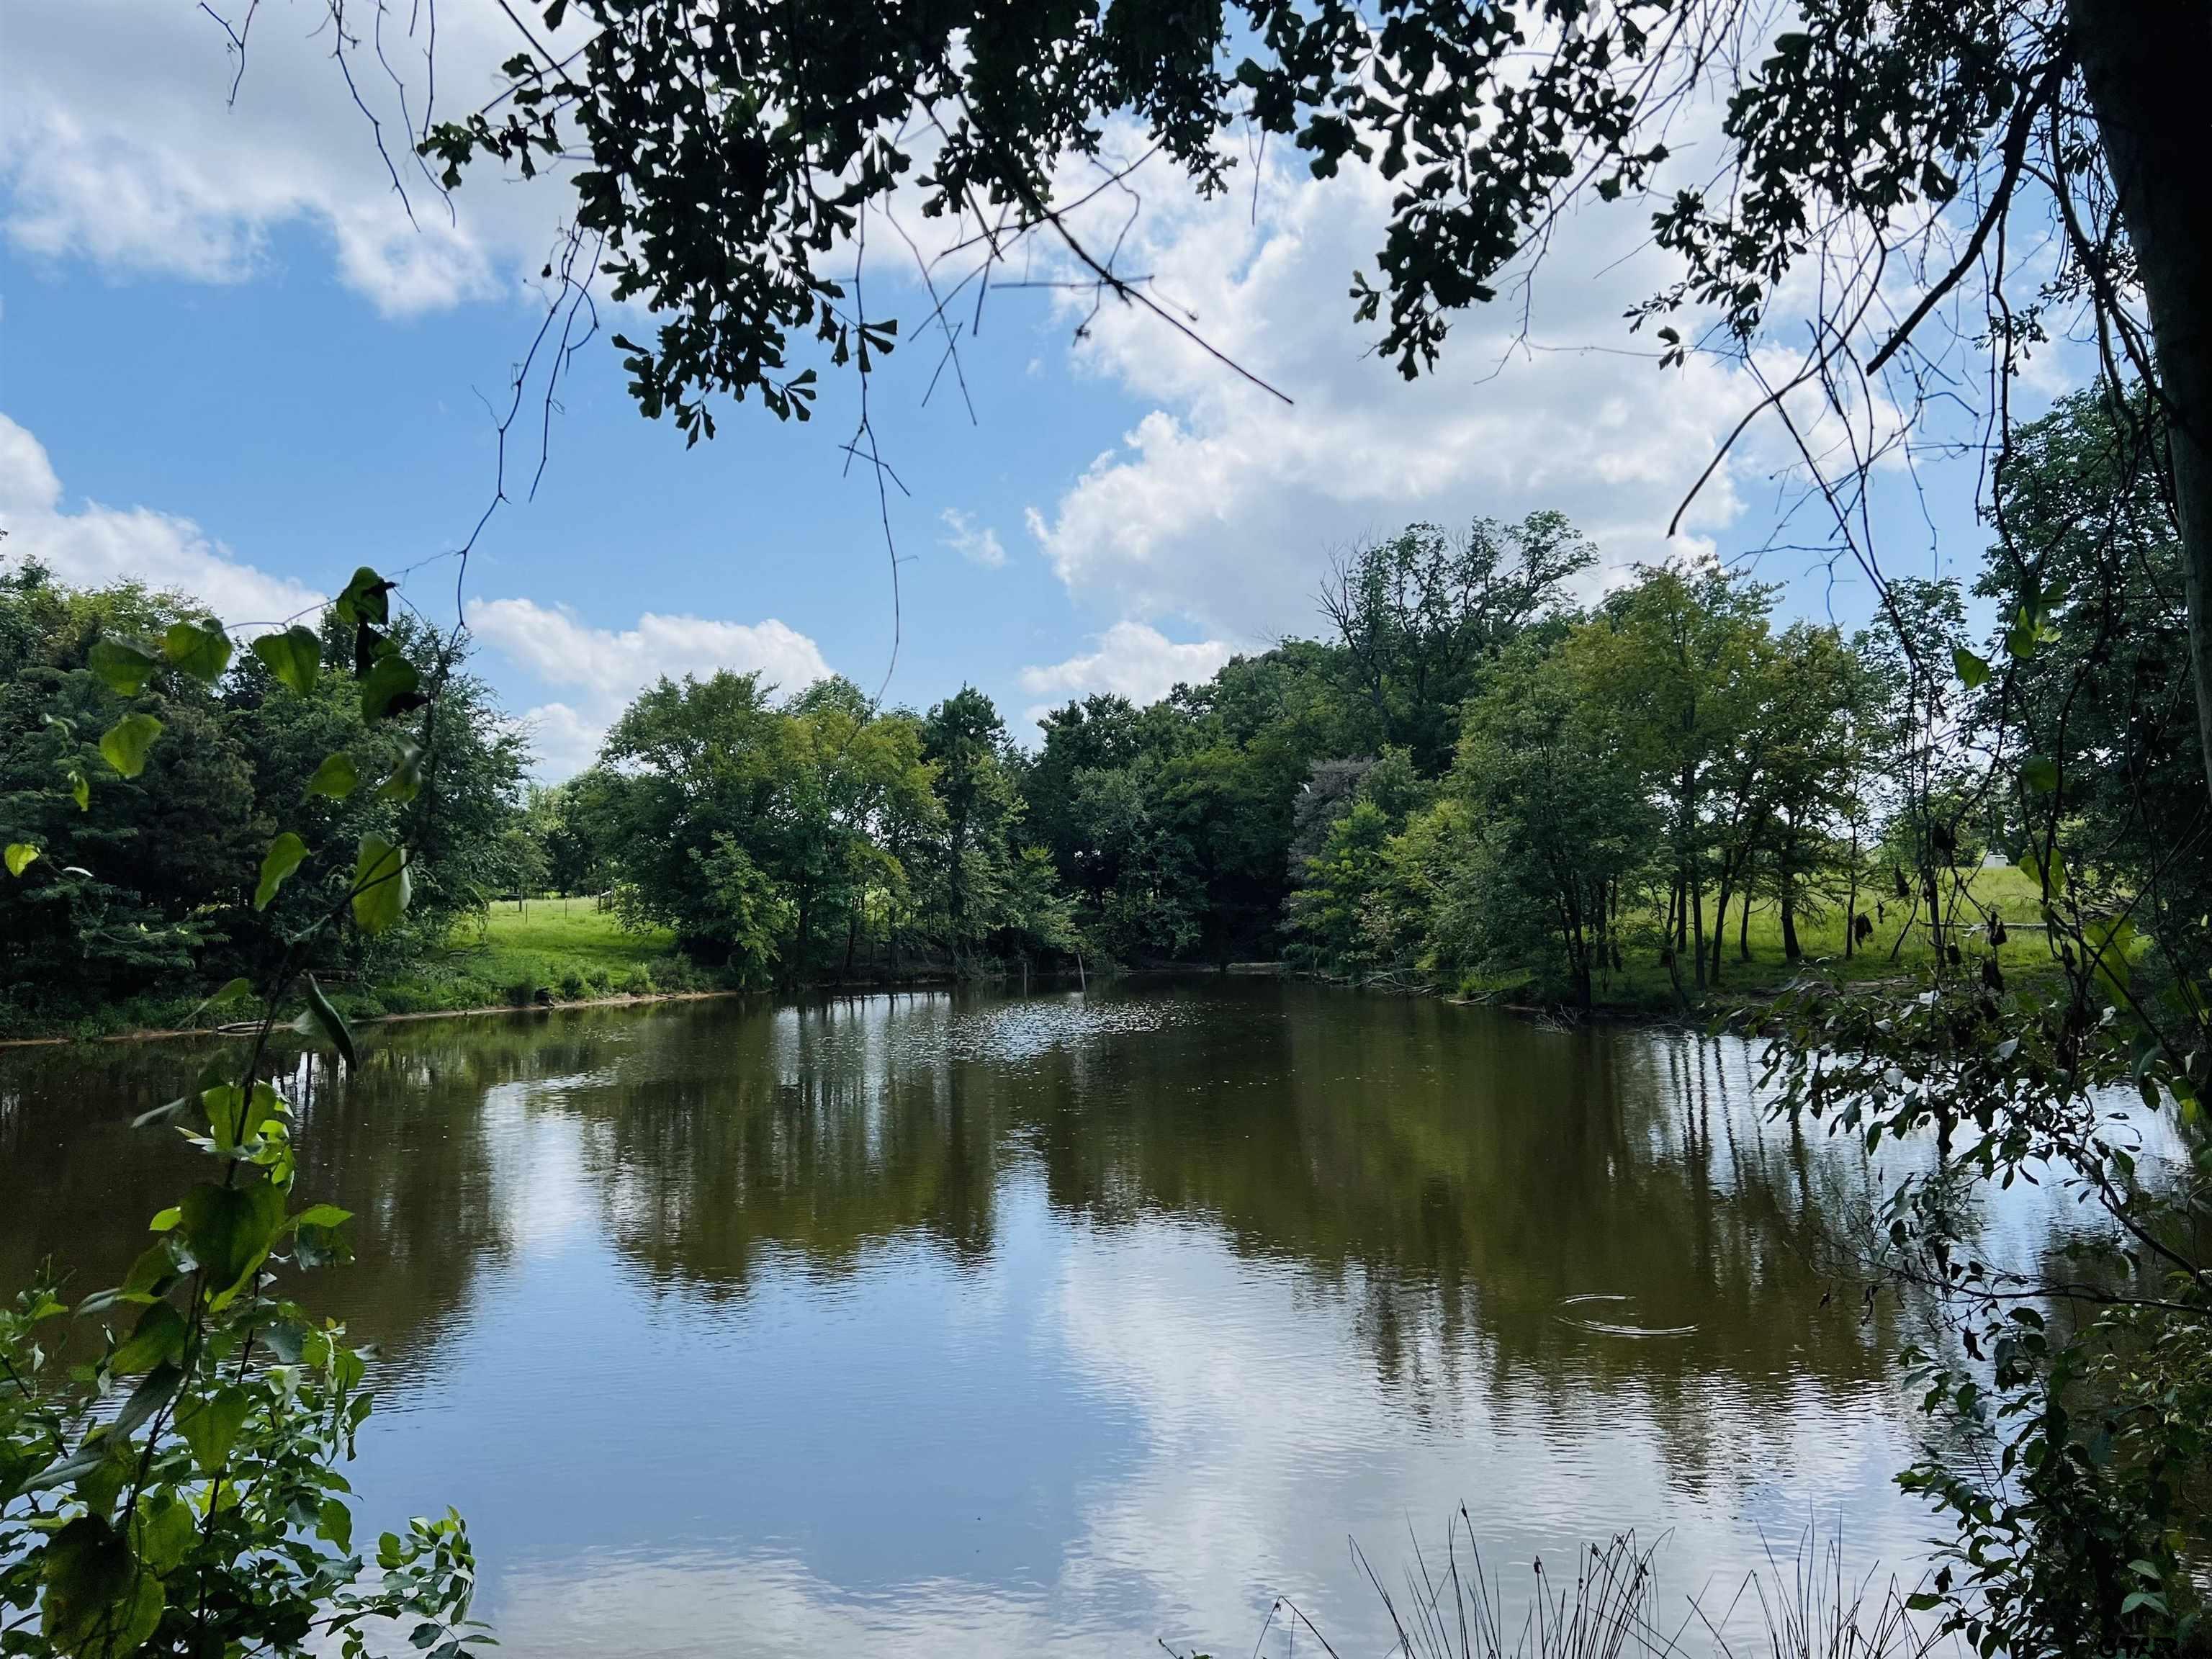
[0,564,529,1024]
[11,386,2190,1023]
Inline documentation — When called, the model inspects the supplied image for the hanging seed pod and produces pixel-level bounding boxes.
[1982,956,2005,992]
[1989,914,2008,946]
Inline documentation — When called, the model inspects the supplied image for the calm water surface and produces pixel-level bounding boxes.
[0,981,2098,1655]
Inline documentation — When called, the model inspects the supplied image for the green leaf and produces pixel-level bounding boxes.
[189,977,255,1022]
[175,1384,253,1474]
[4,842,37,876]
[120,1241,178,1301]
[359,652,424,722]
[2021,755,2059,793]
[2020,845,2067,897]
[295,974,359,1071]
[70,767,91,810]
[351,833,410,933]
[255,832,308,910]
[135,1493,197,1573]
[148,1208,181,1233]
[2121,1590,2169,1617]
[292,1203,354,1229]
[87,637,162,695]
[317,1496,355,1555]
[1952,647,1990,690]
[161,616,233,683]
[99,712,163,778]
[334,565,392,627]
[109,1300,187,1375]
[42,1516,166,1659]
[179,1179,287,1306]
[2087,915,2137,1004]
[201,1083,246,1150]
[376,736,425,804]
[250,624,323,694]
[307,752,359,800]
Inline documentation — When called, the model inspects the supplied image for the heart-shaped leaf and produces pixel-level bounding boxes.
[99,713,163,778]
[351,834,410,933]
[88,637,162,696]
[161,616,233,683]
[255,832,307,910]
[359,654,424,723]
[250,624,324,695]
[306,752,359,800]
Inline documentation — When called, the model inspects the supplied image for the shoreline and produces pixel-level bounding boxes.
[0,960,1909,1051]
[0,986,757,1050]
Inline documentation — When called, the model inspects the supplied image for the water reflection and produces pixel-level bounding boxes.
[0,983,2101,1655]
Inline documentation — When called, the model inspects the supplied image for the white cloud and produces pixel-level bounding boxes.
[473,597,832,779]
[937,507,1007,569]
[1018,621,1231,724]
[1022,141,1760,640]
[0,411,323,624]
[0,0,580,313]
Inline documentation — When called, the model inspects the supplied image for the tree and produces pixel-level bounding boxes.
[3,557,491,1657]
[593,670,794,978]
[1758,624,1877,963]
[1317,514,1595,772]
[405,0,2212,827]
[1572,562,1776,991]
[1446,639,1655,1008]
[920,687,1019,970]
[0,567,529,1014]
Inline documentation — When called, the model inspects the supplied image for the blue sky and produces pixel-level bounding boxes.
[0,0,2026,777]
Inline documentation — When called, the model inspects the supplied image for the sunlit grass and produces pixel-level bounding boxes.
[1470,863,2069,1012]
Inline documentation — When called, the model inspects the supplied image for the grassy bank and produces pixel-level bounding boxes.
[0,901,705,1043]
[1452,864,2064,1015]
[364,898,691,1015]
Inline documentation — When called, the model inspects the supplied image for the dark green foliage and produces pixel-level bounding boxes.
[0,566,531,1024]
[1,559,489,1659]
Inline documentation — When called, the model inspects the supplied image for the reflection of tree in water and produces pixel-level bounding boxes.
[523,997,1002,1292]
[0,1029,511,1367]
[6,986,2000,1483]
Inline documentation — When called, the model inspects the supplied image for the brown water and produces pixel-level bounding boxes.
[0,981,2090,1655]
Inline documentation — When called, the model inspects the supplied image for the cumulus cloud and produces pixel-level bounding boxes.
[1018,621,1231,725]
[0,0,580,313]
[0,411,323,624]
[472,597,833,779]
[1021,142,1758,639]
[937,507,1007,569]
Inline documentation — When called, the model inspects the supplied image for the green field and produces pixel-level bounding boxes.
[364,899,687,1017]
[1462,863,2067,1012]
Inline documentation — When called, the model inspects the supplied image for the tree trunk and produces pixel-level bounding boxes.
[1843,828,1861,960]
[1691,871,1707,990]
[1738,886,1752,961]
[1779,873,1802,961]
[2073,0,2212,812]
[1709,882,1730,986]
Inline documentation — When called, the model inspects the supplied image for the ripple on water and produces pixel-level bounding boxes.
[1555,1293,1699,1339]
[941,994,1199,1065]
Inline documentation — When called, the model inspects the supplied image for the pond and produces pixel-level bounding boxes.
[0,981,2098,1655]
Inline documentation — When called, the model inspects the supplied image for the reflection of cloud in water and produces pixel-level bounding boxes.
[1047,1208,1925,1656]
[493,1547,1066,1659]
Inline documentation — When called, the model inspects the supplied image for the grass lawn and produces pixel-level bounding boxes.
[1467,863,2070,1012]
[364,898,685,1017]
